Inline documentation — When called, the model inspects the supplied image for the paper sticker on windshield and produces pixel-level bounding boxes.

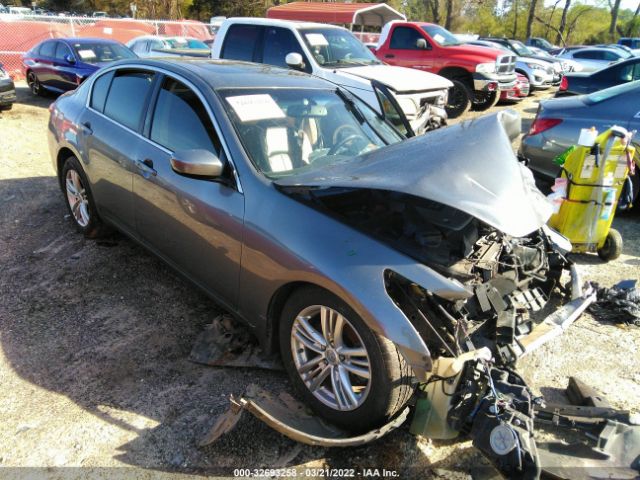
[433,33,445,43]
[77,49,97,60]
[305,33,329,46]
[226,94,286,122]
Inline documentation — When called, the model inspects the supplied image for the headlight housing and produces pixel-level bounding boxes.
[526,62,545,71]
[0,67,9,80]
[476,62,496,74]
[396,96,418,116]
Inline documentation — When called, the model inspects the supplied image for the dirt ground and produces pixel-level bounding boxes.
[0,82,638,480]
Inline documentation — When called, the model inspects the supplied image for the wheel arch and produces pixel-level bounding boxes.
[56,147,78,187]
[265,281,323,355]
[438,66,473,86]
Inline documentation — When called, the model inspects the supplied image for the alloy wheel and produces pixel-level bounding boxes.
[65,169,90,227]
[290,305,371,411]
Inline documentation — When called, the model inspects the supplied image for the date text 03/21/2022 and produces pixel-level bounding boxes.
[232,468,400,477]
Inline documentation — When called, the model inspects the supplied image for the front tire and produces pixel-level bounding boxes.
[60,156,106,238]
[445,78,472,119]
[279,286,414,433]
[472,90,499,111]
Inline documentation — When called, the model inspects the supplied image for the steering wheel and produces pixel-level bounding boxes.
[328,133,368,156]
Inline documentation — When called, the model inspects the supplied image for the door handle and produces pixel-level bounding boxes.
[136,158,157,176]
[80,121,92,135]
[385,54,395,59]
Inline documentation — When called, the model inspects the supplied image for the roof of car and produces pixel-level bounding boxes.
[109,58,335,90]
[224,16,344,30]
[58,37,124,45]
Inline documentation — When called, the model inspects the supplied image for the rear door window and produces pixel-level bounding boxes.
[574,50,603,60]
[103,70,155,131]
[39,41,56,58]
[221,24,262,61]
[389,26,425,50]
[150,77,221,154]
[90,70,115,113]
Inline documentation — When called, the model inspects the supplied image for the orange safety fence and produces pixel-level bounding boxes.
[0,15,213,80]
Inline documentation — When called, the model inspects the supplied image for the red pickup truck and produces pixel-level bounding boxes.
[373,22,517,117]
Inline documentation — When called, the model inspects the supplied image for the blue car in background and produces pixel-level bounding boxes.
[22,38,136,96]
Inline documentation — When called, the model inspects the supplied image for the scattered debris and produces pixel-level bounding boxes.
[189,314,282,370]
[588,280,640,326]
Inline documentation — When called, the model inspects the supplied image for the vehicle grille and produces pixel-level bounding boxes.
[546,65,554,75]
[496,55,516,74]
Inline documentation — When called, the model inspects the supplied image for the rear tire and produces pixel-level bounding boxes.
[445,78,472,119]
[279,286,414,433]
[60,156,107,238]
[27,71,42,97]
[597,229,623,261]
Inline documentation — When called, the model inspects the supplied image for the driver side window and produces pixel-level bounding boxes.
[261,27,310,73]
[390,27,426,50]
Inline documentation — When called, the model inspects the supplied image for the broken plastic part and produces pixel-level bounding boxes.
[199,384,410,448]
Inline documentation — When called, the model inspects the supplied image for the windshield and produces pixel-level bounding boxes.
[300,28,381,68]
[510,40,534,56]
[72,42,135,64]
[421,25,461,46]
[166,37,208,49]
[218,88,403,179]
[585,80,640,104]
[538,38,553,49]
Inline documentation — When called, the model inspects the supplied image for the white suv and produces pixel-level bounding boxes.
[212,18,452,135]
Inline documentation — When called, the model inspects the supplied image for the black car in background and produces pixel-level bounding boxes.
[0,63,16,110]
[556,56,640,96]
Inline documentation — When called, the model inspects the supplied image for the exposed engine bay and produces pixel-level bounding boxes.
[286,186,569,366]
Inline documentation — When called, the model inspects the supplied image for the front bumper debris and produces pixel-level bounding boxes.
[198,384,410,448]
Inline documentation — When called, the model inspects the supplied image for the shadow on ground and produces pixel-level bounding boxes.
[0,175,473,476]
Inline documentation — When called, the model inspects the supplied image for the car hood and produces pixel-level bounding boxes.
[336,65,452,93]
[276,110,553,238]
[442,43,503,60]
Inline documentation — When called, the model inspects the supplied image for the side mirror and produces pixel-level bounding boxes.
[170,149,225,178]
[416,38,428,50]
[285,52,305,71]
[65,54,76,64]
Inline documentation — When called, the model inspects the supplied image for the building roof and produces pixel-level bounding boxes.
[266,2,405,27]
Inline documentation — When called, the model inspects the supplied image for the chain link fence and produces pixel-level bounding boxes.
[0,14,213,79]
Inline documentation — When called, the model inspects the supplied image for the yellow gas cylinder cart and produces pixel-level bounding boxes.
[548,126,635,261]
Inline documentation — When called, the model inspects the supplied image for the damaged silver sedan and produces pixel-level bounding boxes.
[49,59,600,478]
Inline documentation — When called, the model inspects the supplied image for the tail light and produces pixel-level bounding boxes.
[559,76,568,91]
[529,117,562,136]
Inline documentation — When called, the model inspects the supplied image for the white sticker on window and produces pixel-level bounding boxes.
[226,94,286,122]
[433,33,445,43]
[305,33,329,46]
[77,49,97,60]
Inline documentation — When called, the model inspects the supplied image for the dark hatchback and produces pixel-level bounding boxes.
[556,56,640,96]
[0,62,16,110]
[22,38,136,96]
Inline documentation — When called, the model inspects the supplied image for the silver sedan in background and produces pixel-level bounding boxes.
[556,46,631,72]
[520,81,640,199]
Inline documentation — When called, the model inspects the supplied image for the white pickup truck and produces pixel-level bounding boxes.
[211,18,453,135]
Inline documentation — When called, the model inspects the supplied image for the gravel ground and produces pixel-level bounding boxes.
[0,82,638,479]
